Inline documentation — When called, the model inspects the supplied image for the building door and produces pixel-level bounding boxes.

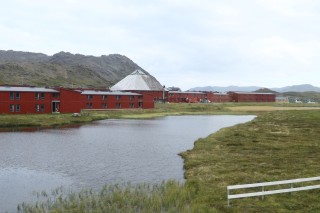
[52,101,60,113]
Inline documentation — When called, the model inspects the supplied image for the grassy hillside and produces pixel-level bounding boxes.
[0,50,145,88]
[0,62,111,87]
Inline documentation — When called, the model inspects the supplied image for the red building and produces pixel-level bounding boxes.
[0,86,60,114]
[168,91,206,103]
[205,92,231,103]
[125,90,167,103]
[110,70,166,102]
[59,88,153,113]
[228,92,276,102]
[0,86,154,114]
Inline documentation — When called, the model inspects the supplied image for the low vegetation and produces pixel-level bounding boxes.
[181,109,320,212]
[0,103,234,129]
[18,181,195,213]
[6,103,320,212]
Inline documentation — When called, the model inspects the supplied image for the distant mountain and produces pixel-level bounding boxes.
[188,86,261,92]
[254,88,278,93]
[189,84,320,93]
[0,50,146,88]
[271,84,320,93]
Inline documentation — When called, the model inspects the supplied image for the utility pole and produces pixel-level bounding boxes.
[162,85,165,103]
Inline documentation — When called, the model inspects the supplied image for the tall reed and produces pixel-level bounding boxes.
[18,180,195,213]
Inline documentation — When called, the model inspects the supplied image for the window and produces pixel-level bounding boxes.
[116,103,122,109]
[35,104,40,112]
[130,96,135,101]
[86,103,93,109]
[102,95,107,100]
[10,104,14,112]
[87,95,93,100]
[16,104,20,112]
[16,92,20,100]
[52,93,60,98]
[35,92,45,100]
[130,103,135,108]
[10,92,14,100]
[40,104,45,112]
[116,95,121,100]
[101,103,108,108]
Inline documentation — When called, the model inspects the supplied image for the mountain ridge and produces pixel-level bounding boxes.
[0,50,146,88]
[189,84,320,93]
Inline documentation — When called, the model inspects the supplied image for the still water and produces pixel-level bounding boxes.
[0,115,254,212]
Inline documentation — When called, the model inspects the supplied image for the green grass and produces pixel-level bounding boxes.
[18,181,195,213]
[180,110,320,212]
[0,103,237,129]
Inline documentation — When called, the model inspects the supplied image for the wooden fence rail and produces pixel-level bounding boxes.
[227,176,320,206]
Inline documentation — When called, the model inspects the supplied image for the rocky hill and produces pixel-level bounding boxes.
[254,88,278,93]
[0,50,146,88]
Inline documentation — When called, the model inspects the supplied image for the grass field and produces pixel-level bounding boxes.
[181,109,320,212]
[4,103,320,212]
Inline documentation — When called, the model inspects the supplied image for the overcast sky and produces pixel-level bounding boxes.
[1,0,320,90]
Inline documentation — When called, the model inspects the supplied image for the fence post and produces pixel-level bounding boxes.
[227,188,230,207]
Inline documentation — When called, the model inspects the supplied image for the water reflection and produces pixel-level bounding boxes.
[0,115,254,212]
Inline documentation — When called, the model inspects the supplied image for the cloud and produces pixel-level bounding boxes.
[1,0,320,89]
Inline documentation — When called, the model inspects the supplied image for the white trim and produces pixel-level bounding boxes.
[227,176,320,206]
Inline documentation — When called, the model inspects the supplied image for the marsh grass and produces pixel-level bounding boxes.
[0,103,236,129]
[181,110,320,212]
[1,102,319,129]
[18,181,195,213]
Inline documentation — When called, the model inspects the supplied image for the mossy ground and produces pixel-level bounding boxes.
[181,110,320,212]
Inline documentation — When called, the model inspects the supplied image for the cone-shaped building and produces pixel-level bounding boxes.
[110,70,163,91]
[110,69,166,104]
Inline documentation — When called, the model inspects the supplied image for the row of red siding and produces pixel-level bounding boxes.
[228,92,276,102]
[167,91,275,103]
[0,88,154,114]
[0,87,276,114]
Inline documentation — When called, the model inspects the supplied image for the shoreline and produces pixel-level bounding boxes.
[1,103,319,130]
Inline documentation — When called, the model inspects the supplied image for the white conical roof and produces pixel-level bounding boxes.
[110,70,164,91]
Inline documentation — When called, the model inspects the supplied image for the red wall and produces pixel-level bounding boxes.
[125,90,167,102]
[0,88,154,114]
[228,92,276,102]
[140,93,155,108]
[59,89,83,113]
[58,89,153,113]
[205,92,231,103]
[0,91,58,114]
[168,92,206,103]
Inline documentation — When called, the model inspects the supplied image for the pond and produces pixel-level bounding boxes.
[0,115,255,212]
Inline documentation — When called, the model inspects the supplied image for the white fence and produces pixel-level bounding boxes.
[227,176,320,206]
